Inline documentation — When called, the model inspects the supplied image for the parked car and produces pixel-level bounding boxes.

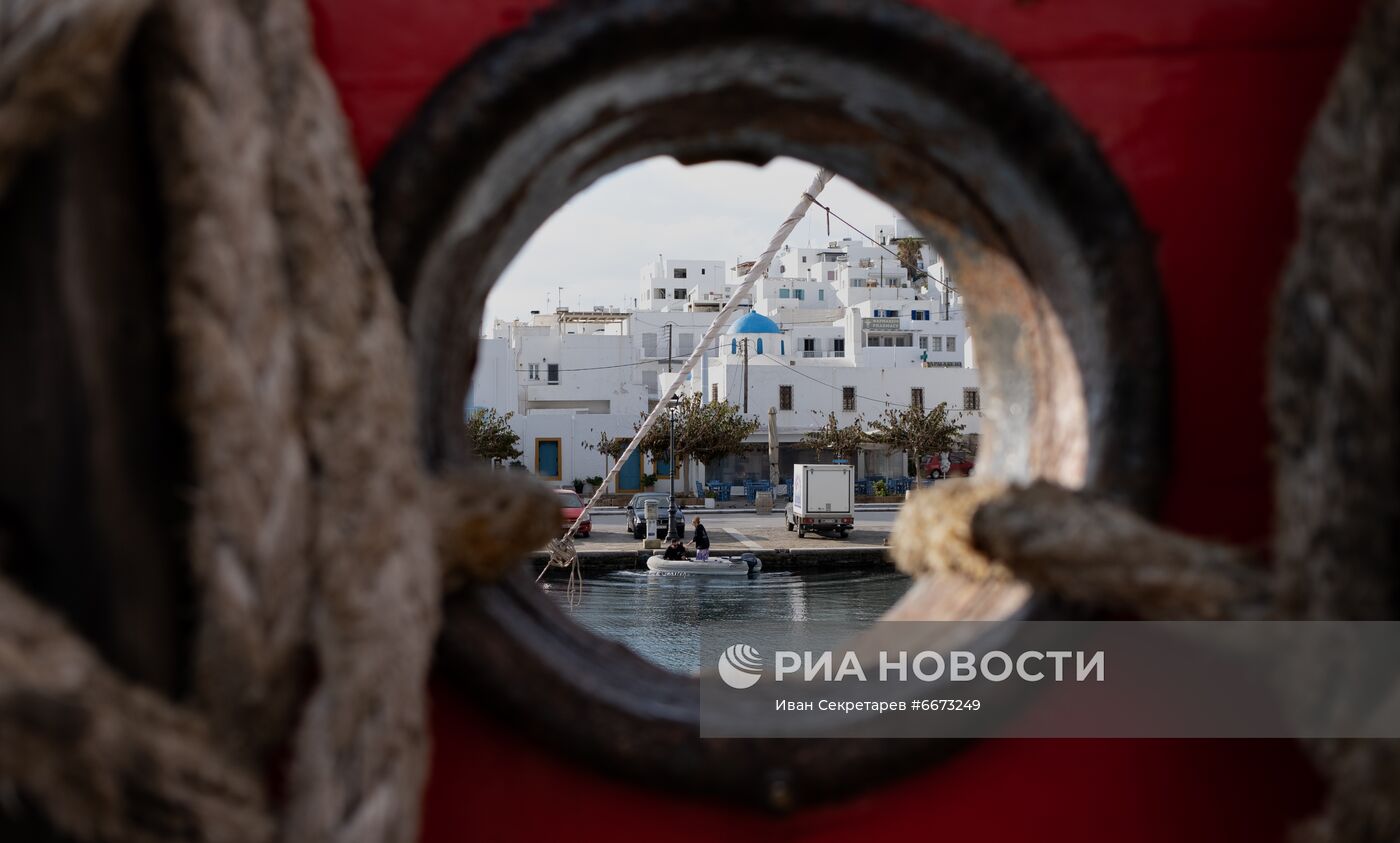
[922,452,975,479]
[625,492,684,540]
[553,488,591,538]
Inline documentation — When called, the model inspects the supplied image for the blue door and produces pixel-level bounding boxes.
[535,439,560,479]
[618,450,642,492]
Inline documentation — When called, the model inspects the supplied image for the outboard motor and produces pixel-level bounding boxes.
[741,553,761,573]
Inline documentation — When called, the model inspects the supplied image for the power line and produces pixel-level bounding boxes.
[512,342,725,373]
[758,352,974,412]
[504,342,973,414]
[774,306,968,327]
[803,197,958,299]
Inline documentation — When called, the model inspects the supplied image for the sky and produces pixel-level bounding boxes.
[484,156,904,329]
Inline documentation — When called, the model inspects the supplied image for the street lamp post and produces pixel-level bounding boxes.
[668,395,680,536]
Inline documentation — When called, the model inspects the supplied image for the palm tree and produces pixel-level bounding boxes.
[894,237,924,284]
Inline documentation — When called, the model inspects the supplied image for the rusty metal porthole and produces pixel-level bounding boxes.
[371,0,1166,809]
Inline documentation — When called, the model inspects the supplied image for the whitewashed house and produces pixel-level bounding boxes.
[469,221,981,492]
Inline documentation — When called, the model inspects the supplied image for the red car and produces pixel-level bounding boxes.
[554,489,591,538]
[922,452,975,479]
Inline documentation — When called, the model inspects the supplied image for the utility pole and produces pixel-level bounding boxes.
[741,337,749,414]
[667,323,673,373]
[768,406,780,486]
[668,397,677,536]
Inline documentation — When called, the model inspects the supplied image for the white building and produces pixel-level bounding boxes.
[469,221,981,493]
[469,309,648,487]
[639,257,727,312]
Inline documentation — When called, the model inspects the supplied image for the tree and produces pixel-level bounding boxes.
[869,401,965,484]
[596,433,630,461]
[681,396,761,468]
[632,393,759,486]
[894,236,924,283]
[582,431,629,478]
[465,407,522,465]
[800,411,868,462]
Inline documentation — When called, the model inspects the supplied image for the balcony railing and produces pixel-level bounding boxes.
[801,350,846,358]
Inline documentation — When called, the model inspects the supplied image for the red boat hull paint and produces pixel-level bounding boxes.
[307,1,1358,838]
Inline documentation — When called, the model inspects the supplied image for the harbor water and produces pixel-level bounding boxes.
[540,566,909,674]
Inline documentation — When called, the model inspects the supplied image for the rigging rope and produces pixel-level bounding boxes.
[541,167,836,586]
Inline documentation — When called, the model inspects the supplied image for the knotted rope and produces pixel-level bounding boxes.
[0,0,549,840]
[890,9,1400,841]
[0,0,1395,840]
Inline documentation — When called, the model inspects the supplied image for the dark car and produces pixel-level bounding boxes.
[625,492,685,540]
[922,452,975,479]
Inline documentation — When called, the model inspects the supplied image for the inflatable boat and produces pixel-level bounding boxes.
[646,553,761,575]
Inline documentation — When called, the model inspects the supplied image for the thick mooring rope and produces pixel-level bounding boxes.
[0,0,151,192]
[144,3,442,841]
[891,10,1400,841]
[0,0,448,840]
[0,0,1395,839]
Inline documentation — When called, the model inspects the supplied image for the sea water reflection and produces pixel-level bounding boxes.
[540,566,910,674]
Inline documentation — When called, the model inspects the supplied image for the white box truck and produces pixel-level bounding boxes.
[786,463,855,538]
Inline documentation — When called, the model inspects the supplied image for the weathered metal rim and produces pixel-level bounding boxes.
[372,0,1167,810]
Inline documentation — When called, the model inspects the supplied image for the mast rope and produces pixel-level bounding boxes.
[541,167,836,590]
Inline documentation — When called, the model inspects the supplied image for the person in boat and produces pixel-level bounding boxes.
[662,536,688,560]
[690,516,710,560]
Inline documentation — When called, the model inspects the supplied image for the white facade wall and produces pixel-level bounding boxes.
[751,274,838,312]
[641,258,726,311]
[465,337,519,416]
[473,318,651,489]
[699,361,982,437]
[515,332,646,416]
[516,412,642,491]
[471,217,978,486]
[845,302,969,368]
[628,310,723,405]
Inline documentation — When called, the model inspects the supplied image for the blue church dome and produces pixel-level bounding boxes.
[727,311,782,335]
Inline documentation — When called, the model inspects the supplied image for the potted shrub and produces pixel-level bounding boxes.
[641,473,657,492]
[571,478,584,495]
[585,475,604,494]
[873,479,888,497]
[704,488,717,509]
